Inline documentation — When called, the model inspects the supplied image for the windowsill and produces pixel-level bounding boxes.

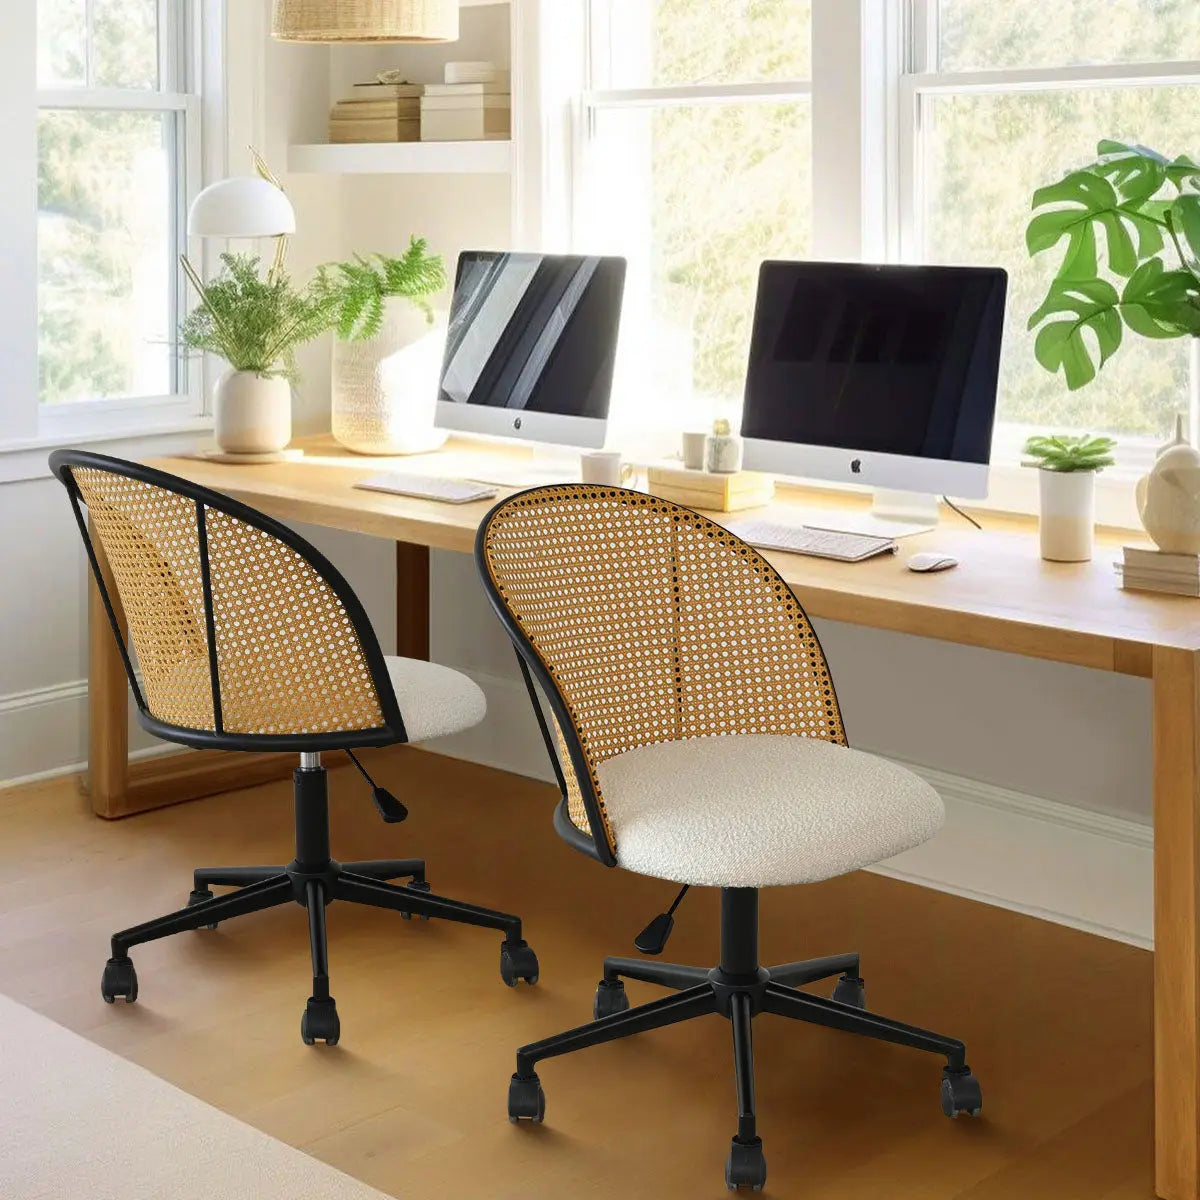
[0,416,214,486]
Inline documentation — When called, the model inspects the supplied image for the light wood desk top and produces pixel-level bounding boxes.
[149,433,1195,678]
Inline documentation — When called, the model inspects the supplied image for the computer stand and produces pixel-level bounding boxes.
[462,445,582,489]
[802,489,940,539]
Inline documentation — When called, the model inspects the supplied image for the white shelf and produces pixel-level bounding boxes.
[287,140,512,176]
[459,0,509,6]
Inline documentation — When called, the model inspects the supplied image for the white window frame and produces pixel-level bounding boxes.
[899,0,1200,523]
[0,0,221,455]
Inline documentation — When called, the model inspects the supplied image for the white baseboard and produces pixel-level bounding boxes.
[0,677,165,790]
[432,669,1155,950]
[0,667,1155,949]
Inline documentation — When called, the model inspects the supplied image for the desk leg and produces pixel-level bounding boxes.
[396,541,430,660]
[1154,647,1200,1200]
[86,521,131,816]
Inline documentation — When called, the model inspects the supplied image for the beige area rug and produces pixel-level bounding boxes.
[0,993,395,1200]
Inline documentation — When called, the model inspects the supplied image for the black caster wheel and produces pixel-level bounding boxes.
[593,978,630,1020]
[508,1073,545,1123]
[832,973,866,1009]
[500,939,539,987]
[725,1136,767,1192]
[400,878,431,921]
[301,997,340,1046]
[188,888,218,930]
[101,957,138,1004]
[941,1066,983,1118]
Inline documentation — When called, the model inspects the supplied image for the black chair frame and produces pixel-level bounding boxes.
[52,450,538,1047]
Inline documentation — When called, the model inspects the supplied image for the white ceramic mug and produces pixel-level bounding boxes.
[580,451,635,487]
[681,430,708,470]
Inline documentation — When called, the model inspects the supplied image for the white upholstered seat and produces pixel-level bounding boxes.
[384,657,486,743]
[596,734,944,889]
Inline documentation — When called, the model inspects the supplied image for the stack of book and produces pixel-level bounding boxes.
[1119,546,1200,596]
[421,75,511,142]
[329,82,421,143]
[645,465,775,513]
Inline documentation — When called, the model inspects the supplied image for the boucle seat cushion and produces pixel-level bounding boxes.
[595,734,944,888]
[385,656,486,742]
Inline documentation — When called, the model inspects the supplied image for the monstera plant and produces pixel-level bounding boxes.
[1026,140,1200,391]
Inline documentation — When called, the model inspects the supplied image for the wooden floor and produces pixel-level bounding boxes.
[0,748,1156,1198]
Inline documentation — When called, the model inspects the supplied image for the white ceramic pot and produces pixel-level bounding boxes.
[331,299,448,455]
[1038,468,1096,562]
[214,370,292,454]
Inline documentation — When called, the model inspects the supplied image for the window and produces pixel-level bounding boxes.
[902,0,1200,460]
[36,0,201,421]
[577,0,812,431]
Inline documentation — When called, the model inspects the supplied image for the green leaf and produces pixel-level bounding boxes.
[1173,195,1200,262]
[1026,209,1097,279]
[1094,141,1168,204]
[1027,279,1123,391]
[1027,169,1147,278]
[1168,154,1200,192]
[1121,258,1200,336]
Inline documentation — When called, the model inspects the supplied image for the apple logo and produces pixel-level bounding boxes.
[514,417,523,430]
[850,458,862,474]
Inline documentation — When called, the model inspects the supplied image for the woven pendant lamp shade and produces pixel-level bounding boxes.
[272,0,459,43]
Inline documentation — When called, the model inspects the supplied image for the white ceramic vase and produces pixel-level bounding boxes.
[331,299,448,455]
[214,370,292,454]
[1038,468,1096,562]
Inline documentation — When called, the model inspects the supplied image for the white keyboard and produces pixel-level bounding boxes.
[727,518,898,562]
[355,472,499,505]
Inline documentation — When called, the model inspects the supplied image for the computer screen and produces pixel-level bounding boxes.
[741,261,1007,496]
[435,251,627,449]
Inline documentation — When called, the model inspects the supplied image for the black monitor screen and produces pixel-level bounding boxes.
[742,261,1007,464]
[439,251,627,418]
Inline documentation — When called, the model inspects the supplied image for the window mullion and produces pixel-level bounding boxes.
[84,0,96,87]
[37,88,190,112]
[909,0,939,74]
[586,80,811,108]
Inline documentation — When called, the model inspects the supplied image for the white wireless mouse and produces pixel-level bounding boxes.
[907,552,958,573]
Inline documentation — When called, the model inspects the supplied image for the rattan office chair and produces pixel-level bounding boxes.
[52,450,538,1047]
[476,485,981,1192]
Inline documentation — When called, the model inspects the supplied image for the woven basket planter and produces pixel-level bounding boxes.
[272,0,458,43]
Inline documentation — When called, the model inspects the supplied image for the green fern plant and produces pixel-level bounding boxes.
[1022,433,1117,472]
[179,253,335,383]
[315,237,447,342]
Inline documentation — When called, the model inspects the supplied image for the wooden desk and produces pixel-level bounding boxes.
[86,435,1200,1198]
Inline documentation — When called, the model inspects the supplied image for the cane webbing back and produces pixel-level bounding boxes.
[479,486,848,854]
[75,469,213,730]
[72,466,386,738]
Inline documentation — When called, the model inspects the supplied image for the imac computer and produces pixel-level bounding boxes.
[740,260,1008,537]
[435,250,628,451]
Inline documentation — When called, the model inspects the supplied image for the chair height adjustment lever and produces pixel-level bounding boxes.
[634,885,689,955]
[345,751,408,824]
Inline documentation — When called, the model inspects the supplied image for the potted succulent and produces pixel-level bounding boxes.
[180,253,334,455]
[1023,434,1116,562]
[315,239,448,454]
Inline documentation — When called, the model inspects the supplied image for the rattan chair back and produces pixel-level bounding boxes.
[51,451,406,752]
[475,485,847,865]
